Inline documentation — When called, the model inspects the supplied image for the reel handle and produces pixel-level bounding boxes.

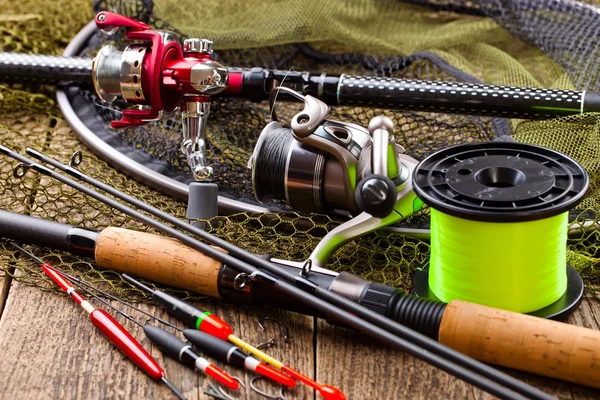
[355,175,397,218]
[367,115,397,177]
[355,116,398,218]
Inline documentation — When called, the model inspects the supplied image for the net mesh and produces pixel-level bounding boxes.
[0,0,599,302]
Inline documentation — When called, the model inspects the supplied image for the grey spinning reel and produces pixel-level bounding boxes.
[249,88,424,267]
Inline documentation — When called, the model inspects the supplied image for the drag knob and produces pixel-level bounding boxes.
[183,38,213,54]
[355,174,397,218]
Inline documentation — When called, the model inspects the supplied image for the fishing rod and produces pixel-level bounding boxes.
[0,148,552,399]
[2,14,597,122]
[17,249,187,400]
[4,48,596,120]
[4,11,597,217]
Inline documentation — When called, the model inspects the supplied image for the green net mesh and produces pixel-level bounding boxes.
[0,0,599,304]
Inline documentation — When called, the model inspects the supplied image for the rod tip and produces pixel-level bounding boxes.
[161,376,187,400]
[122,274,155,294]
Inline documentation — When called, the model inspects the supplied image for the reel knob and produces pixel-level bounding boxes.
[183,38,213,54]
[367,115,394,135]
[355,174,397,218]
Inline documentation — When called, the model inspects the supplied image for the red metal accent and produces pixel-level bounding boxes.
[90,309,164,380]
[205,364,239,389]
[256,363,296,387]
[201,314,233,340]
[94,11,229,129]
[94,11,227,129]
[225,71,243,94]
[95,11,149,31]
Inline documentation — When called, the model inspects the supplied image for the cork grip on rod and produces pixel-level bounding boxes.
[439,300,600,388]
[95,227,222,298]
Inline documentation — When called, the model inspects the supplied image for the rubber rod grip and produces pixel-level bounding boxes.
[337,76,586,119]
[439,300,600,388]
[90,309,164,380]
[0,52,92,84]
[95,227,222,298]
[0,209,72,251]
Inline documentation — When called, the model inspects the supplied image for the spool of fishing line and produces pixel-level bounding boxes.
[411,142,589,320]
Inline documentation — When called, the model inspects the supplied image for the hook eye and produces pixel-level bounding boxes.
[257,316,290,347]
[13,163,29,179]
[250,376,286,400]
[69,151,83,167]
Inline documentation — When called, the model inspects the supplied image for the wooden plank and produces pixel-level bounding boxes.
[315,295,600,399]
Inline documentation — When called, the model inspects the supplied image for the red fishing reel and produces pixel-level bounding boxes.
[91,11,228,180]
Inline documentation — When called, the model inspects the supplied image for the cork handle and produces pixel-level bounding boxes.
[95,227,222,298]
[439,300,600,388]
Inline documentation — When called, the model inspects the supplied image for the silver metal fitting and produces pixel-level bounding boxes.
[91,43,147,104]
[181,101,213,181]
[183,38,213,54]
[91,44,122,103]
[188,61,228,94]
[119,44,147,102]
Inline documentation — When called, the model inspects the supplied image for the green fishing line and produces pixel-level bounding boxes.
[429,208,568,313]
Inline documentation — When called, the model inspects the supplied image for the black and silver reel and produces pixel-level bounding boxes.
[249,88,424,267]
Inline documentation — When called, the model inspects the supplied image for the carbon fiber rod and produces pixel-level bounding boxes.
[1,51,599,119]
[0,52,92,85]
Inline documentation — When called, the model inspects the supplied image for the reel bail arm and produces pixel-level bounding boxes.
[307,117,422,267]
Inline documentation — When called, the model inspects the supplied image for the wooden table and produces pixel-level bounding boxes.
[1,267,600,399]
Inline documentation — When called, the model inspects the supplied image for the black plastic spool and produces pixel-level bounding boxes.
[410,142,589,321]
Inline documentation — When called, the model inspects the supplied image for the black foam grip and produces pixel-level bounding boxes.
[338,76,586,119]
[359,283,446,340]
[143,325,197,367]
[0,52,93,85]
[0,209,73,251]
[183,329,234,363]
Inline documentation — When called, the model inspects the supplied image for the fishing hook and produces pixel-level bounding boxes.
[204,382,230,400]
[256,316,289,349]
[250,376,286,399]
[216,377,245,400]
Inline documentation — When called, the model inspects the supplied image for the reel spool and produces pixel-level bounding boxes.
[250,119,372,215]
[411,142,589,320]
